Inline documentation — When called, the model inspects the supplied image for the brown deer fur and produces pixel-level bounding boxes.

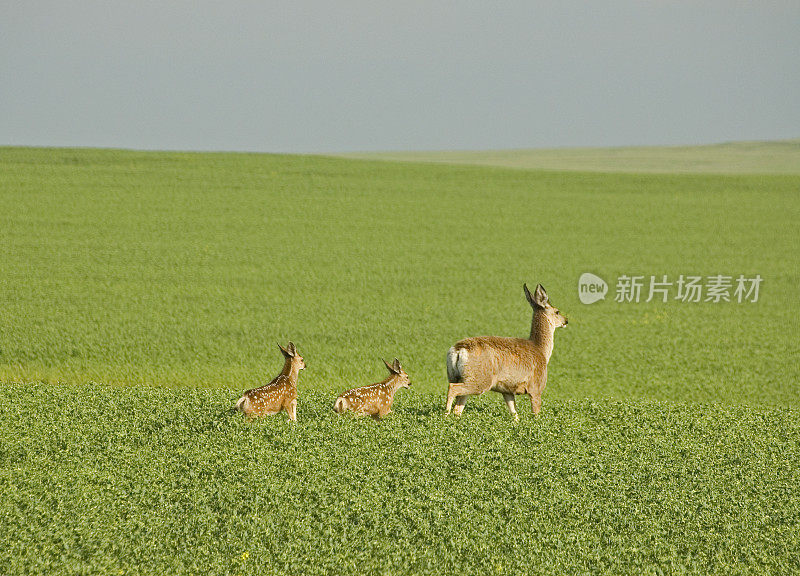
[445,284,567,419]
[333,359,410,420]
[236,342,305,421]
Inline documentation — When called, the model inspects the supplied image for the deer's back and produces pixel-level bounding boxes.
[338,382,393,414]
[241,375,296,415]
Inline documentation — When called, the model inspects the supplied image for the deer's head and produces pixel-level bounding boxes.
[278,341,306,371]
[383,358,410,388]
[524,283,568,328]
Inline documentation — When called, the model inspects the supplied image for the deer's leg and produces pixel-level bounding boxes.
[446,382,470,413]
[527,367,546,417]
[502,393,520,421]
[449,380,494,415]
[529,392,541,416]
[452,394,469,415]
[287,399,297,422]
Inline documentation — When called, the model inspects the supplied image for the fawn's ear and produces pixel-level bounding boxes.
[383,358,400,374]
[392,358,402,373]
[287,342,297,356]
[278,343,293,358]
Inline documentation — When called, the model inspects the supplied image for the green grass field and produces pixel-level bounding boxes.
[1,145,798,574]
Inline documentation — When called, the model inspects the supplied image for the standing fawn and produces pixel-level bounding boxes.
[333,358,411,420]
[236,342,305,421]
[445,283,567,420]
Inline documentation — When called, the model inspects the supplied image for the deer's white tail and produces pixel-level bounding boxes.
[447,346,468,383]
[333,397,347,414]
[235,395,248,412]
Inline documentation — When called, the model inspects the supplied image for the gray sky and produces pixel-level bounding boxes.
[2,1,799,153]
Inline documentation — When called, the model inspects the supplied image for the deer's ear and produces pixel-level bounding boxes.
[534,284,549,307]
[525,283,548,308]
[383,358,400,374]
[287,342,297,356]
[524,283,538,307]
[278,343,292,358]
[393,358,402,373]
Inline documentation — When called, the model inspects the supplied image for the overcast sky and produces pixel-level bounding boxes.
[2,1,798,153]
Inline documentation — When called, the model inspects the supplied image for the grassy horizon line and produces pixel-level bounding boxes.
[4,137,800,174]
[336,138,800,174]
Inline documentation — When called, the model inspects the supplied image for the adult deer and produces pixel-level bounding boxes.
[445,284,567,420]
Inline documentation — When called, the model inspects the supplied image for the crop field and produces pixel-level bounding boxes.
[1,146,799,574]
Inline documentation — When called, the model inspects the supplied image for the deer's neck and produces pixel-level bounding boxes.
[381,375,402,394]
[281,359,300,383]
[529,311,555,363]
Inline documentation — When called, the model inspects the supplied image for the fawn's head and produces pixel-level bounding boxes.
[524,283,568,328]
[383,358,410,388]
[278,341,306,371]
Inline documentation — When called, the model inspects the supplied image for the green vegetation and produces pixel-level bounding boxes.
[1,145,798,574]
[2,384,798,575]
[340,139,800,174]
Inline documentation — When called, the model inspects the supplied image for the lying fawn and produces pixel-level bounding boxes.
[333,358,411,420]
[445,283,567,420]
[236,342,305,421]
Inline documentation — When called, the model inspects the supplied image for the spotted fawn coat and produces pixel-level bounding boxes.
[445,284,567,420]
[333,359,410,419]
[236,342,305,421]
